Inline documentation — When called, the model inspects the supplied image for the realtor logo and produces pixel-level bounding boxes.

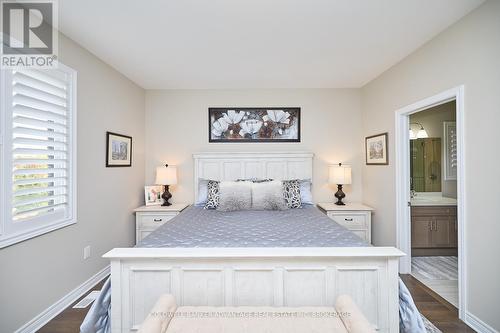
[1,0,58,68]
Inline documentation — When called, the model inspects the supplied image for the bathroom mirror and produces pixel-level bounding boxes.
[410,138,441,192]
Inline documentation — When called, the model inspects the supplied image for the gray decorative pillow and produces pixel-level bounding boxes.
[216,181,252,212]
[252,181,288,210]
[204,180,220,209]
[282,180,302,208]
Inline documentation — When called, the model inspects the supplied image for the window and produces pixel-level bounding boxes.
[0,64,77,248]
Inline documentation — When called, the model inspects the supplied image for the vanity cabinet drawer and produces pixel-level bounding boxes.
[411,206,456,216]
[327,213,366,228]
[139,213,177,229]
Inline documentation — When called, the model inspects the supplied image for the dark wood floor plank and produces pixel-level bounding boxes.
[37,277,107,333]
[400,274,475,333]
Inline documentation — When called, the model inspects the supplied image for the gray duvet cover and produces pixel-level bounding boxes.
[139,205,367,248]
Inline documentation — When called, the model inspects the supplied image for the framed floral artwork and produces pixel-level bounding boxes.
[365,132,388,165]
[209,107,300,142]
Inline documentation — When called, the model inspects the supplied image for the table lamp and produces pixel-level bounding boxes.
[155,164,177,206]
[329,163,352,205]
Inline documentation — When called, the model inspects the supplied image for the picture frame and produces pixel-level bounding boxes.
[365,132,388,165]
[208,107,301,142]
[144,185,164,206]
[106,131,132,167]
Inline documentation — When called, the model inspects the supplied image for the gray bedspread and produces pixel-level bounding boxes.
[139,205,367,248]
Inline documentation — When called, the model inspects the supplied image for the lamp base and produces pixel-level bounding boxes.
[161,185,172,206]
[334,184,346,205]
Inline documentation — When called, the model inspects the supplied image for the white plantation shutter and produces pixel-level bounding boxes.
[0,64,77,248]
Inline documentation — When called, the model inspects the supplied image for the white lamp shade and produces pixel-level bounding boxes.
[417,128,429,138]
[409,129,417,140]
[410,123,429,140]
[329,164,352,185]
[155,165,177,185]
[410,128,429,140]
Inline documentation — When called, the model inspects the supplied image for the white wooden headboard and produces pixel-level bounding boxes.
[193,152,313,201]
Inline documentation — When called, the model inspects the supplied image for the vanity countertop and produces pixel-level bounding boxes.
[410,192,457,206]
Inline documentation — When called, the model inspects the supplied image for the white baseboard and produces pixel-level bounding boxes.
[466,312,499,333]
[15,265,110,333]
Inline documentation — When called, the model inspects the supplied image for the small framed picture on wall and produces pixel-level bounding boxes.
[106,132,132,167]
[365,132,388,165]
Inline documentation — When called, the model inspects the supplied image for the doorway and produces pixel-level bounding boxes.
[409,101,458,308]
[395,86,466,319]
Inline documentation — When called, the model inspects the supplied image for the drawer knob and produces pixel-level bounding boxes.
[153,218,163,222]
[344,218,353,222]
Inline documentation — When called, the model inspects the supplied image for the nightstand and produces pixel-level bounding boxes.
[133,203,188,244]
[317,202,374,243]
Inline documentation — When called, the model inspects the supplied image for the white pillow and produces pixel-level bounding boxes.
[251,181,288,210]
[216,181,252,211]
[299,179,313,205]
[195,178,209,206]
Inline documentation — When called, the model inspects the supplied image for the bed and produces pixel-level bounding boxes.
[103,152,405,333]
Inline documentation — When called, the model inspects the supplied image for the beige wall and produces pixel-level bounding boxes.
[145,89,363,204]
[410,101,457,197]
[0,34,145,332]
[361,0,500,330]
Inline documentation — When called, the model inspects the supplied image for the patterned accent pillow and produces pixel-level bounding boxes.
[204,180,220,209]
[282,180,302,208]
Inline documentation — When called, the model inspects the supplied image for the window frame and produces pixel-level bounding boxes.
[0,63,77,248]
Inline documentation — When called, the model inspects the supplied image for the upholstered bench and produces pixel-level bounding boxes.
[137,294,375,333]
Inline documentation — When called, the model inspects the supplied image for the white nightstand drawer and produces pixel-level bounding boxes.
[351,230,368,241]
[134,204,189,244]
[139,213,177,228]
[138,229,154,241]
[328,213,366,228]
[317,203,373,244]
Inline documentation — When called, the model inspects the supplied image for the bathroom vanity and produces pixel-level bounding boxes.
[411,193,457,256]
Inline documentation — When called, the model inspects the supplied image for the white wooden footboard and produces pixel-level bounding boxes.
[104,247,404,333]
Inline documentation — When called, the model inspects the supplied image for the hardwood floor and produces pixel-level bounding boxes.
[400,274,475,333]
[37,274,473,333]
[37,278,107,333]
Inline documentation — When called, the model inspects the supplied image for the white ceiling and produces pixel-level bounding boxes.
[58,0,484,89]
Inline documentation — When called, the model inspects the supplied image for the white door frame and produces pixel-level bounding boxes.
[395,86,466,319]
